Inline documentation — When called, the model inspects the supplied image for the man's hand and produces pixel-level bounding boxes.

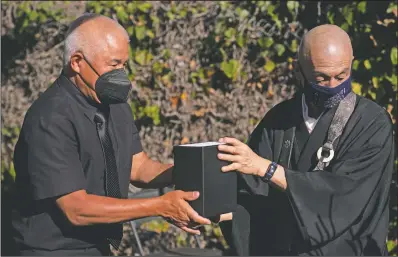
[187,212,234,229]
[217,137,269,176]
[220,212,233,222]
[159,190,211,235]
[217,137,287,190]
[131,152,174,189]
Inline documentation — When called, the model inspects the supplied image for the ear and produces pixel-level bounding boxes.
[349,56,355,75]
[70,52,84,74]
[293,60,304,87]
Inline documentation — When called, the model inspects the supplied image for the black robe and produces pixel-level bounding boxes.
[220,93,394,256]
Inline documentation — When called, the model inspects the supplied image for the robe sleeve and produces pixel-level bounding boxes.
[219,116,274,256]
[285,111,394,247]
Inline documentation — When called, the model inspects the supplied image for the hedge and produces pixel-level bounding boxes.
[1,1,397,255]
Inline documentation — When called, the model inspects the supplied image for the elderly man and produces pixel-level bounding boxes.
[217,24,394,255]
[11,14,210,256]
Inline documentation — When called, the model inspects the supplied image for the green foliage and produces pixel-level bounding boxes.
[221,60,240,81]
[13,1,66,33]
[391,47,397,65]
[134,49,153,66]
[131,102,161,126]
[140,219,170,233]
[264,59,276,72]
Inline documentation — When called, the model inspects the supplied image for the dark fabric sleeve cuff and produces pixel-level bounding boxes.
[132,139,143,155]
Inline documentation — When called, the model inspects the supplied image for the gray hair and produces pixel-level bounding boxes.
[63,13,101,67]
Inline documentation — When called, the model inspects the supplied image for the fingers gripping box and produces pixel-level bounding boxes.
[172,142,237,218]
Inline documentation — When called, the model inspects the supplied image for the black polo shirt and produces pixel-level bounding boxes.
[11,72,142,254]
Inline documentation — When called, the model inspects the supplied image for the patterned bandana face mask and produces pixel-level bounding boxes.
[299,63,352,109]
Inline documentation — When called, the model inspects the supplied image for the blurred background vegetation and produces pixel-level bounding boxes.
[1,1,397,255]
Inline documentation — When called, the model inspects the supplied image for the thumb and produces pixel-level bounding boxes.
[182,191,200,201]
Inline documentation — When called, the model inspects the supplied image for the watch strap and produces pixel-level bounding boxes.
[261,162,278,183]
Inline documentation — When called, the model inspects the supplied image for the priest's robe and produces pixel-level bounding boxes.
[220,93,394,256]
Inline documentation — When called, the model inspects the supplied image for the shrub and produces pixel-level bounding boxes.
[1,1,397,255]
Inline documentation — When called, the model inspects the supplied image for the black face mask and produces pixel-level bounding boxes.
[80,56,132,105]
[298,63,352,109]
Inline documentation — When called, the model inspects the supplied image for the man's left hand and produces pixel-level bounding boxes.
[217,137,269,176]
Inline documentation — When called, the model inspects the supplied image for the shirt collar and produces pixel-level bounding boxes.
[57,70,99,122]
[302,94,322,134]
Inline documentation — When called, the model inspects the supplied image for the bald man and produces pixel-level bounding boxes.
[11,14,210,256]
[217,24,394,255]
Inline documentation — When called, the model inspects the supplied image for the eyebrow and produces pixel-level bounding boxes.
[109,59,123,64]
[314,68,350,78]
[108,58,128,65]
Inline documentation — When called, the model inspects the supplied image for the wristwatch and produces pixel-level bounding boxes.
[260,161,278,183]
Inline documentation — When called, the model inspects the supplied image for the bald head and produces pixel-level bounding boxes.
[297,24,354,88]
[63,13,129,66]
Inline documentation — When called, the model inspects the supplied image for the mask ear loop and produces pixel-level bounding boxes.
[81,53,101,77]
[76,52,101,92]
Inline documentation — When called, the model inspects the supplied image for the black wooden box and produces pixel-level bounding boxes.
[173,142,237,218]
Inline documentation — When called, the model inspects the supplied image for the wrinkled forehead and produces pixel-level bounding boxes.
[102,32,129,52]
[88,27,130,64]
[303,43,352,71]
[310,50,352,68]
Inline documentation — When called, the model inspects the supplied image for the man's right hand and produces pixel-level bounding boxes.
[159,190,211,235]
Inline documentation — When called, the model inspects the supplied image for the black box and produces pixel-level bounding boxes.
[172,142,237,218]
